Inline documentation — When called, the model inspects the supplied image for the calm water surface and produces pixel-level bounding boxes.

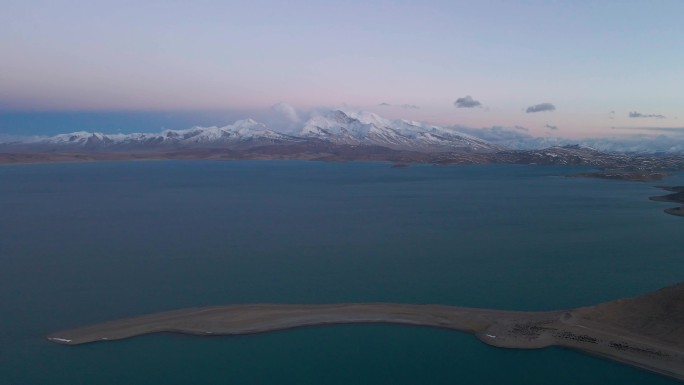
[0,161,682,384]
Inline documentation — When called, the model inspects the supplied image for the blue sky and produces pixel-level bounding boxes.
[1,0,682,138]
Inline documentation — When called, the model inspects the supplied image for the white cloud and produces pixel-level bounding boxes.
[271,102,300,123]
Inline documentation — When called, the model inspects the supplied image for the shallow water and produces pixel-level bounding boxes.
[0,160,682,384]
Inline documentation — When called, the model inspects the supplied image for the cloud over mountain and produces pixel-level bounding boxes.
[454,96,482,108]
[526,103,556,113]
[379,103,420,109]
[271,102,301,123]
[629,111,666,119]
[612,126,684,134]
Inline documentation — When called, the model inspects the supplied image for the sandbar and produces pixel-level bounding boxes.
[48,283,684,381]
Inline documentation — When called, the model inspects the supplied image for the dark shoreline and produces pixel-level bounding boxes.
[571,170,672,182]
[649,186,684,217]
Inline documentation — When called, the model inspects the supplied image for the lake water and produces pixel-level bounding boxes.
[0,160,682,384]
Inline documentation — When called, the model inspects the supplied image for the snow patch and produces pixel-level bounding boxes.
[49,337,72,343]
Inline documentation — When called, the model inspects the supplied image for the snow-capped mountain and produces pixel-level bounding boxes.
[48,131,121,146]
[4,109,684,156]
[155,119,290,144]
[301,110,500,152]
[8,110,501,153]
[35,119,299,149]
[2,111,684,177]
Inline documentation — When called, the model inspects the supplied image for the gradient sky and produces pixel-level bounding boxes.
[1,0,683,138]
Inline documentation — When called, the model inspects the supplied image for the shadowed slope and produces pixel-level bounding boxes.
[574,283,684,347]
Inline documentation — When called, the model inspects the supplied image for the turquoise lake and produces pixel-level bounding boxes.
[0,160,682,384]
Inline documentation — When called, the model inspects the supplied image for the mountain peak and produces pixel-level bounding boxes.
[233,118,259,126]
[298,109,499,152]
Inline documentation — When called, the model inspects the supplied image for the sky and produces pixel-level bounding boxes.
[1,0,683,138]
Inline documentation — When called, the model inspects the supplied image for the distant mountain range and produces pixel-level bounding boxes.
[15,118,296,150]
[0,110,500,153]
[2,109,684,180]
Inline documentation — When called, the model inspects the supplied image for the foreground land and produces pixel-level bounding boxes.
[49,282,684,381]
[650,186,684,217]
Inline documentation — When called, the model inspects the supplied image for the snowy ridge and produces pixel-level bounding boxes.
[4,109,684,154]
[36,119,298,149]
[300,110,499,151]
[18,109,500,152]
